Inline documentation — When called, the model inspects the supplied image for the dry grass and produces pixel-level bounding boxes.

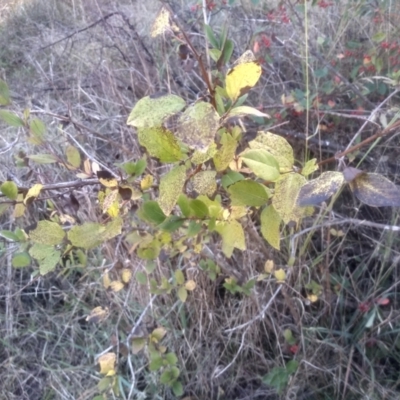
[1,0,400,399]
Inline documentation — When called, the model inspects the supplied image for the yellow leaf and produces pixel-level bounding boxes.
[272,173,308,225]
[226,51,261,103]
[185,280,196,291]
[330,228,344,237]
[307,294,319,303]
[24,183,43,205]
[86,306,109,323]
[110,280,124,292]
[131,338,146,354]
[98,352,116,376]
[191,170,217,196]
[121,268,132,283]
[215,220,246,257]
[99,177,118,188]
[177,286,188,302]
[151,327,167,342]
[100,189,120,217]
[29,220,66,246]
[84,159,92,175]
[141,175,154,190]
[264,260,274,274]
[260,205,281,250]
[274,268,286,283]
[66,145,81,168]
[103,272,111,289]
[13,193,25,218]
[151,6,179,38]
[158,165,186,215]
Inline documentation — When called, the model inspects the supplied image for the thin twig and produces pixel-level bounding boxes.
[224,284,282,333]
[290,218,400,260]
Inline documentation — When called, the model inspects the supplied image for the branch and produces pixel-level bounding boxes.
[38,12,121,52]
[318,119,400,166]
[0,178,100,198]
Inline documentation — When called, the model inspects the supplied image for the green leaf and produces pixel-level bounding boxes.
[158,166,186,216]
[137,127,182,163]
[297,171,344,206]
[228,180,269,207]
[172,380,183,396]
[28,118,46,145]
[0,79,10,105]
[249,131,294,172]
[204,24,219,48]
[139,200,167,225]
[131,338,147,354]
[209,48,222,62]
[174,101,220,151]
[191,142,218,165]
[177,194,191,217]
[66,145,81,168]
[286,360,299,374]
[136,271,148,285]
[68,223,106,249]
[215,220,246,257]
[158,215,185,232]
[0,203,10,216]
[372,32,386,43]
[189,199,209,218]
[28,154,58,164]
[12,252,31,268]
[0,110,24,127]
[213,131,238,172]
[0,230,20,241]
[137,239,161,260]
[127,94,186,128]
[187,221,202,237]
[191,170,217,196]
[226,51,261,103]
[165,352,178,365]
[260,205,281,250]
[221,170,244,189]
[29,220,66,246]
[222,39,234,65]
[273,173,309,224]
[102,217,123,241]
[240,149,280,181]
[0,181,18,200]
[149,355,163,371]
[175,269,185,285]
[177,286,187,302]
[302,158,318,176]
[134,159,147,176]
[29,243,60,275]
[262,367,290,395]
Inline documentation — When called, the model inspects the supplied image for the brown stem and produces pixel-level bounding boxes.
[318,119,400,167]
[159,1,216,108]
